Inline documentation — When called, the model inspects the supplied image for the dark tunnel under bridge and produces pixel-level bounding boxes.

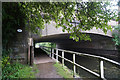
[33,33,119,63]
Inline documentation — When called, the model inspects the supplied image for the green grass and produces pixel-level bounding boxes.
[14,64,39,78]
[54,62,74,80]
[2,62,39,79]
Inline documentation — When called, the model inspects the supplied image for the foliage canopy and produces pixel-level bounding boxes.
[112,25,120,46]
[19,2,117,41]
[2,2,117,48]
[112,1,120,49]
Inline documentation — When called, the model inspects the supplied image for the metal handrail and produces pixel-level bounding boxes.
[40,46,120,66]
[40,46,120,80]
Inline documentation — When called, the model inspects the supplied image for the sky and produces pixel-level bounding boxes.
[107,0,118,11]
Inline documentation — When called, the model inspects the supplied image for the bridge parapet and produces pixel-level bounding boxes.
[40,20,118,37]
[41,21,67,36]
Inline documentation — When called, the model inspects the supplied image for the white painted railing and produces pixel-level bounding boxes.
[40,46,120,80]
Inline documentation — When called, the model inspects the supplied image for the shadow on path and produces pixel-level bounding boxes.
[34,48,63,78]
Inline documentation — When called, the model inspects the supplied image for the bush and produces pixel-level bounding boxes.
[112,25,120,51]
[112,25,120,46]
[2,61,38,79]
[2,50,38,79]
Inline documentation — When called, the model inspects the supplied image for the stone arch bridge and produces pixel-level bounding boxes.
[10,20,119,65]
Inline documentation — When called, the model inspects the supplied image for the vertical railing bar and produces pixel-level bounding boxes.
[52,48,54,59]
[62,51,64,67]
[49,48,52,58]
[51,48,52,58]
[53,48,54,59]
[100,60,105,79]
[56,49,58,62]
[73,53,76,77]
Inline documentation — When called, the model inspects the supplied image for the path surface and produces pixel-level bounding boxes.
[34,53,55,64]
[34,52,63,78]
[36,62,63,78]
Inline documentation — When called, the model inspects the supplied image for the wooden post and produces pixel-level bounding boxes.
[56,49,58,62]
[30,46,33,66]
[62,51,64,67]
[32,46,34,65]
[73,53,76,77]
[27,45,30,65]
[28,38,33,65]
[100,60,104,79]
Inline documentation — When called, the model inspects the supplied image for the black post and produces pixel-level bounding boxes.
[30,46,33,66]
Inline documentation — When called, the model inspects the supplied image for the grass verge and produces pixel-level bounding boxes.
[14,64,39,78]
[54,62,74,80]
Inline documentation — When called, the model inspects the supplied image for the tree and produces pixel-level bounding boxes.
[3,2,117,49]
[112,25,120,46]
[112,1,120,51]
[19,2,117,41]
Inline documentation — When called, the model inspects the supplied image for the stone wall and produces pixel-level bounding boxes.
[10,27,29,64]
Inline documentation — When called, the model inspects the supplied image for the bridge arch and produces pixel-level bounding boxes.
[33,32,118,62]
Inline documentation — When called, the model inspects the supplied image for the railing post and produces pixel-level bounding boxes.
[62,51,64,67]
[100,60,104,79]
[49,48,52,57]
[52,48,54,59]
[73,53,76,77]
[56,49,58,62]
